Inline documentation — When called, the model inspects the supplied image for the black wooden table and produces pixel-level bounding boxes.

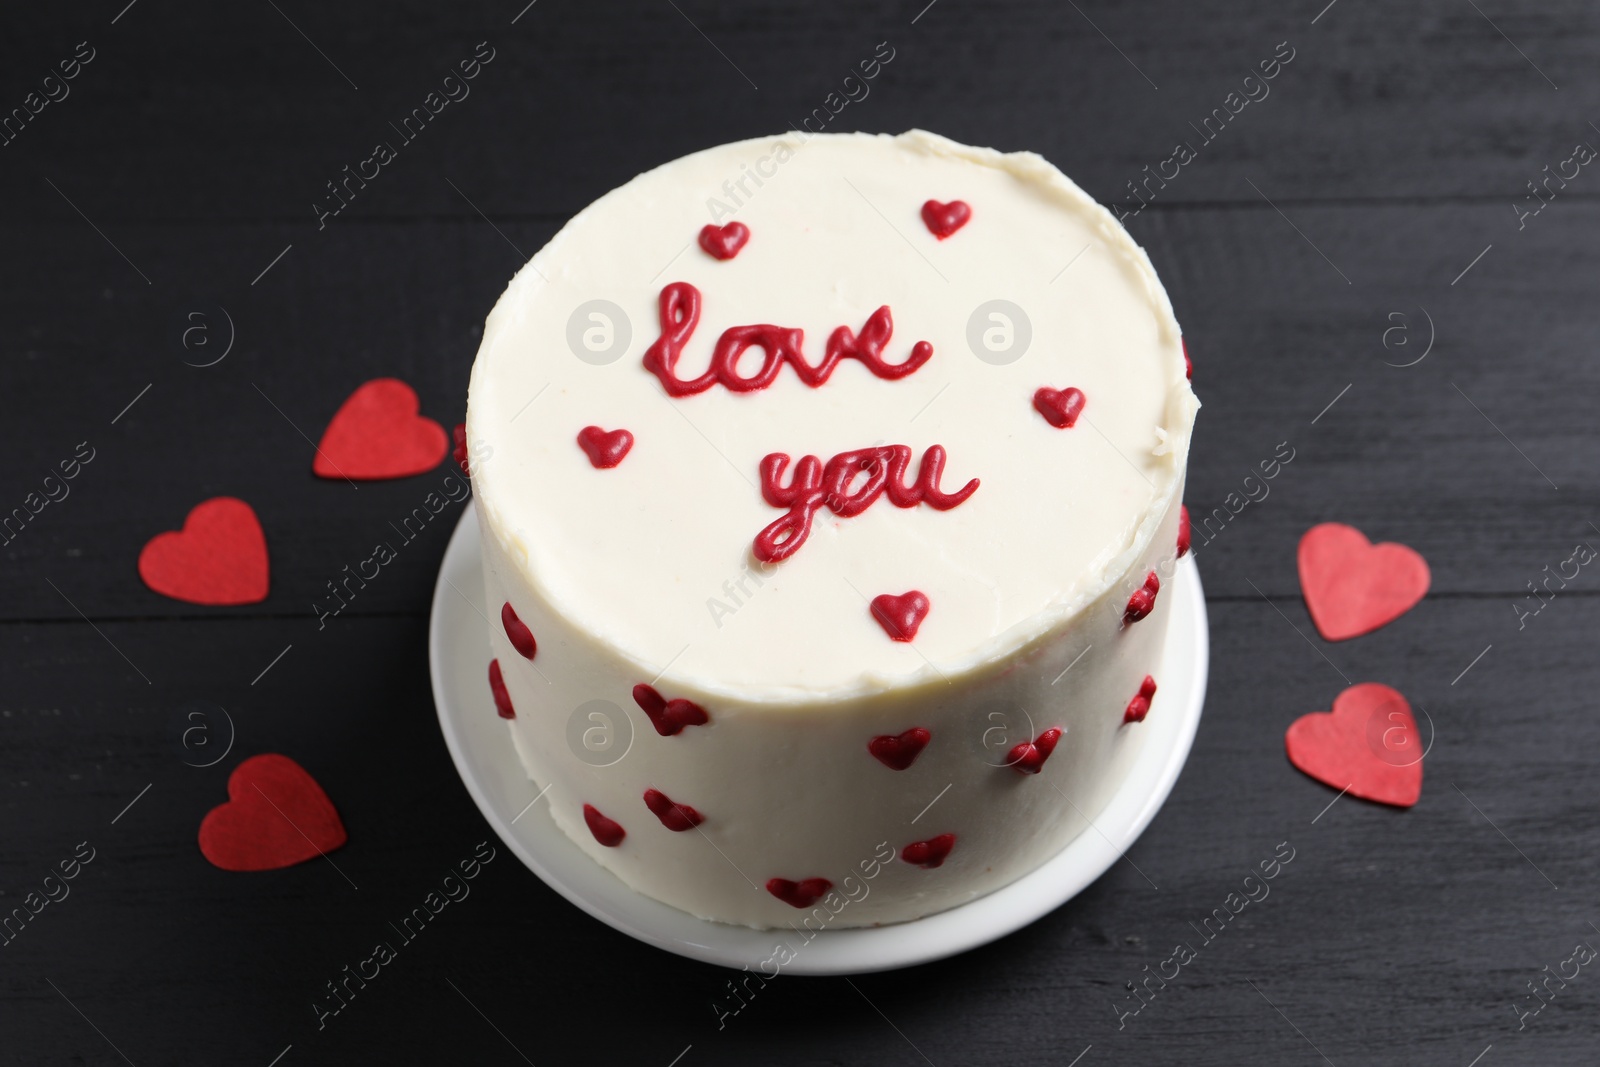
[4,2,1596,1063]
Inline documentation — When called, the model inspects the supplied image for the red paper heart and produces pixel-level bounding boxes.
[313,378,448,480]
[583,804,626,847]
[871,590,930,642]
[868,727,931,770]
[577,425,634,469]
[139,497,269,606]
[501,602,537,660]
[198,754,347,871]
[1033,386,1086,428]
[643,788,704,831]
[1007,727,1062,775]
[921,199,971,239]
[632,684,710,736]
[1285,683,1423,807]
[1298,523,1430,641]
[766,877,832,909]
[901,833,956,869]
[488,659,515,719]
[698,221,750,260]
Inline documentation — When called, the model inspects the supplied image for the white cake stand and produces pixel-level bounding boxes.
[429,507,1209,975]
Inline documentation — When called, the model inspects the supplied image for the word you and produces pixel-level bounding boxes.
[314,471,469,628]
[314,42,496,229]
[1514,139,1595,231]
[1,440,95,547]
[714,841,896,1030]
[313,841,496,1029]
[1,840,96,948]
[1114,840,1296,1029]
[1511,938,1596,1030]
[754,444,979,563]
[1513,540,1594,631]
[1,41,95,147]
[1188,440,1295,552]
[1115,41,1296,222]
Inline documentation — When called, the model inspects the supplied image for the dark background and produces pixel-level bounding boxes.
[2,1,1596,1063]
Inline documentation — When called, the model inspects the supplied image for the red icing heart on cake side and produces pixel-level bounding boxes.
[1298,523,1430,641]
[920,199,971,239]
[871,590,930,642]
[1124,571,1161,624]
[313,378,448,480]
[138,497,269,606]
[501,602,537,660]
[632,684,710,736]
[1285,683,1423,807]
[868,727,931,770]
[488,659,515,719]
[1033,386,1086,428]
[1177,505,1191,557]
[698,221,750,260]
[1007,727,1062,775]
[197,754,347,871]
[452,422,470,476]
[1123,675,1157,724]
[643,788,704,831]
[583,804,627,847]
[901,833,956,869]
[766,877,832,909]
[577,425,634,469]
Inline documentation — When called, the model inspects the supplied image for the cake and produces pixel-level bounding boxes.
[462,130,1198,929]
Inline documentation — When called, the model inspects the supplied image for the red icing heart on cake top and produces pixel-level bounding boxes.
[313,378,448,480]
[583,804,627,847]
[138,497,269,606]
[901,833,956,869]
[920,199,971,239]
[577,425,634,469]
[1124,571,1161,624]
[1298,523,1430,641]
[643,788,704,831]
[1008,727,1062,775]
[1285,683,1423,807]
[487,659,515,719]
[1033,386,1086,428]
[501,602,537,660]
[452,422,470,476]
[632,684,710,736]
[197,754,347,871]
[1123,675,1158,724]
[766,877,832,909]
[868,727,931,770]
[871,590,930,642]
[698,221,750,260]
[1177,505,1191,557]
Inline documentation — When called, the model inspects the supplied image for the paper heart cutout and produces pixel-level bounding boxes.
[1285,683,1423,807]
[643,788,704,831]
[868,727,931,770]
[313,378,448,480]
[901,833,956,869]
[577,425,634,469]
[583,804,626,847]
[766,877,832,909]
[500,602,537,660]
[698,221,750,260]
[1298,523,1430,641]
[198,754,347,871]
[920,199,971,239]
[139,497,269,606]
[871,590,930,642]
[1033,386,1086,429]
[632,683,710,736]
[1007,727,1062,775]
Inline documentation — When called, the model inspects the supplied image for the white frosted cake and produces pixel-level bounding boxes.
[463,130,1198,929]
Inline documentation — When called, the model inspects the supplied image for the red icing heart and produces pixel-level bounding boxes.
[1123,675,1158,724]
[901,833,956,869]
[1124,571,1161,624]
[583,804,626,847]
[501,602,537,660]
[1298,523,1430,641]
[766,877,832,909]
[1033,386,1086,428]
[1007,727,1062,775]
[1182,337,1192,380]
[452,422,470,476]
[868,727,931,770]
[1176,505,1191,557]
[643,788,704,831]
[313,378,448,480]
[1285,683,1423,807]
[577,425,634,469]
[632,684,710,736]
[698,221,750,261]
[488,659,515,719]
[920,199,971,239]
[138,497,269,606]
[198,754,347,871]
[871,590,930,642]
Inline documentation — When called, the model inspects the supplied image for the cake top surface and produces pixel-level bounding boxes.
[467,130,1197,702]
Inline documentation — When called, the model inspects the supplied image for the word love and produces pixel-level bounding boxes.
[643,282,932,397]
[754,444,978,563]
